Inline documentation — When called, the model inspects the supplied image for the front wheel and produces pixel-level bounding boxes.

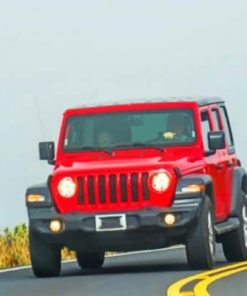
[186,196,216,269]
[76,251,105,269]
[221,191,247,261]
[29,230,61,277]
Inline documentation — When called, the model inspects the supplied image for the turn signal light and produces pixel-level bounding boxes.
[181,184,205,193]
[26,194,45,203]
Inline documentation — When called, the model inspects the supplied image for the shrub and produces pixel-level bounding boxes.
[0,224,75,269]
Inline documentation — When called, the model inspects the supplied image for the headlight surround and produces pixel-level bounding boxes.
[57,177,77,198]
[151,171,171,193]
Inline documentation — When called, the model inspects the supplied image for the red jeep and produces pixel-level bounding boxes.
[26,98,247,277]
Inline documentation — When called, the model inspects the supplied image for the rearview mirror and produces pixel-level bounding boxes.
[39,142,55,165]
[208,131,225,150]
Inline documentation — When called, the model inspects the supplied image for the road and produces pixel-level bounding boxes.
[0,246,246,296]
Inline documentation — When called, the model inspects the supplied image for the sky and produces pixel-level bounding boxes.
[1,0,247,228]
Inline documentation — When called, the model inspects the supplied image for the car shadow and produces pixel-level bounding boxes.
[60,259,227,278]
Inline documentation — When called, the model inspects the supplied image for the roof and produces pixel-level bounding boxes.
[68,97,225,110]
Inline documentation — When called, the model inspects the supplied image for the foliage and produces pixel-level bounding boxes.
[0,224,75,269]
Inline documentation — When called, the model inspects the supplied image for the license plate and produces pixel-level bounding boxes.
[95,214,127,232]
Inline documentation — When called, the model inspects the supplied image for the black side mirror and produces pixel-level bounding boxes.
[39,142,55,165]
[208,131,225,150]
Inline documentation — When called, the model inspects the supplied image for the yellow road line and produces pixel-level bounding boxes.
[166,261,247,296]
[194,265,247,296]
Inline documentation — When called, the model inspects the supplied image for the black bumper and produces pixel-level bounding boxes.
[27,200,202,252]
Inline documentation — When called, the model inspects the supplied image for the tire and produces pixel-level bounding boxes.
[29,230,61,277]
[76,251,105,269]
[221,191,247,261]
[186,196,215,269]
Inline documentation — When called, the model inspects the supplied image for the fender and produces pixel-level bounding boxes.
[25,177,53,209]
[175,174,214,199]
[230,167,247,216]
[172,174,214,209]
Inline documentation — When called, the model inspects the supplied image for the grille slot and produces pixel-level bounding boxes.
[77,172,150,207]
[142,173,149,200]
[109,175,117,203]
[120,174,128,202]
[78,177,84,204]
[88,176,95,204]
[131,173,138,201]
[98,175,106,203]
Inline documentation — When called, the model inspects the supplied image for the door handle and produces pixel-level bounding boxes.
[215,164,223,170]
[226,161,233,168]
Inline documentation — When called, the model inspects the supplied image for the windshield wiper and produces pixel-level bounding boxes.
[132,142,164,152]
[113,143,164,153]
[77,146,113,156]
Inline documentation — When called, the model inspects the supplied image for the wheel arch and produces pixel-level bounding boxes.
[175,174,215,206]
[205,181,214,205]
[241,172,247,194]
[26,176,54,210]
[230,167,247,216]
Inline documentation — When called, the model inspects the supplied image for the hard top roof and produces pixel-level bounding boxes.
[67,97,225,111]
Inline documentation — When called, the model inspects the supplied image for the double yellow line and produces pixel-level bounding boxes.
[166,261,247,296]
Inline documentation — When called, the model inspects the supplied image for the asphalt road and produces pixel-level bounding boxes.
[0,246,246,296]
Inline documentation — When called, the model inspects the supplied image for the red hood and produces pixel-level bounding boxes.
[53,147,204,176]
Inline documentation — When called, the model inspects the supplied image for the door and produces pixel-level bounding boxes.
[200,108,227,221]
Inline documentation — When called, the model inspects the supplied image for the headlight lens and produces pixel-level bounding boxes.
[151,172,171,192]
[57,177,77,198]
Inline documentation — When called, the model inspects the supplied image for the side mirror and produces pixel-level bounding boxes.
[39,142,55,165]
[208,131,225,150]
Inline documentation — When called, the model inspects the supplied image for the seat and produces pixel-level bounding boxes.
[96,117,131,146]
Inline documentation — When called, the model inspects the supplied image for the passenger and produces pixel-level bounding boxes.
[97,131,114,147]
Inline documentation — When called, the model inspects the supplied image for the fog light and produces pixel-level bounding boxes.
[164,214,176,225]
[49,219,64,233]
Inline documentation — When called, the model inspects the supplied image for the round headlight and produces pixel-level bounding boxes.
[151,172,170,192]
[57,177,77,198]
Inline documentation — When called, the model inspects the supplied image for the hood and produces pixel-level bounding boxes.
[53,147,204,177]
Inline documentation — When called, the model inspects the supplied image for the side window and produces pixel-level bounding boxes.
[212,109,221,131]
[219,106,234,147]
[201,111,212,153]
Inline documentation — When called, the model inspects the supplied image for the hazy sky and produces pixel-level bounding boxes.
[1,0,247,228]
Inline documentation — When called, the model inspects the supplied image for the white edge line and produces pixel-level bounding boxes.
[105,245,184,258]
[0,245,184,274]
[0,265,31,274]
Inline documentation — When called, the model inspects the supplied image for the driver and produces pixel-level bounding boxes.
[163,113,189,141]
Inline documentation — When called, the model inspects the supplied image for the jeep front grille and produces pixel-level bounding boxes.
[77,172,150,208]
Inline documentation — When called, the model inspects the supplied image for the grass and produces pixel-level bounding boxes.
[0,224,75,269]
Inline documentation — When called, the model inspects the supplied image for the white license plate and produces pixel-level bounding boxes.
[95,214,127,232]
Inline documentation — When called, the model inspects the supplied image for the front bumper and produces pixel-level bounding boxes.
[28,197,202,252]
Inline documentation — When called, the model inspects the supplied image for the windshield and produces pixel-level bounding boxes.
[63,109,196,151]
